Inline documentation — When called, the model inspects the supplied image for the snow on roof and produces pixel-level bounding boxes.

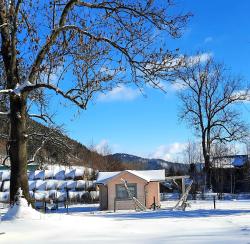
[96,170,165,185]
[127,170,165,182]
[96,171,121,184]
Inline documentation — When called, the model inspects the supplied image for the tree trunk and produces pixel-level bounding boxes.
[202,134,211,189]
[204,154,211,188]
[9,93,30,204]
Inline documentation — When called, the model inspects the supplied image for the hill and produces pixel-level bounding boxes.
[112,153,190,174]
[0,120,190,174]
[0,119,125,171]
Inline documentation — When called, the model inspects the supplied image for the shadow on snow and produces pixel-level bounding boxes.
[98,209,250,220]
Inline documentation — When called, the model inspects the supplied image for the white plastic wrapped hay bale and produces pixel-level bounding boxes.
[35,180,47,191]
[76,180,86,190]
[34,191,48,201]
[46,180,58,190]
[90,191,99,201]
[86,180,94,190]
[57,180,67,190]
[78,191,85,199]
[29,191,34,198]
[28,171,35,180]
[48,190,57,199]
[75,168,84,180]
[34,170,45,180]
[54,169,65,180]
[0,192,9,203]
[68,191,78,200]
[66,180,77,190]
[1,171,10,181]
[44,170,54,179]
[85,167,93,177]
[56,191,66,202]
[28,180,36,191]
[81,191,91,202]
[65,169,75,180]
[2,180,10,192]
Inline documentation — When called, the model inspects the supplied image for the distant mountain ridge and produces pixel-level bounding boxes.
[111,153,190,174]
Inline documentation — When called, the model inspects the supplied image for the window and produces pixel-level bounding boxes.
[116,184,137,200]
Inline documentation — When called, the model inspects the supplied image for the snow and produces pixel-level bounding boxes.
[12,81,34,96]
[35,180,47,191]
[44,170,54,179]
[1,200,250,243]
[34,170,45,180]
[96,171,121,184]
[56,180,67,190]
[56,191,66,201]
[46,180,58,190]
[75,168,84,179]
[65,169,75,179]
[127,170,165,182]
[76,180,86,190]
[1,197,41,221]
[34,191,49,201]
[66,180,77,190]
[96,170,165,185]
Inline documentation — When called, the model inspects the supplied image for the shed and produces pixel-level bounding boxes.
[96,170,165,211]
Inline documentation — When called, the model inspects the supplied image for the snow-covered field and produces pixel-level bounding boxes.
[1,200,250,243]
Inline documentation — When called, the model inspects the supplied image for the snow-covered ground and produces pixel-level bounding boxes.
[1,200,250,243]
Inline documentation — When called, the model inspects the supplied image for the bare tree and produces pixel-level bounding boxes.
[177,55,249,187]
[0,0,191,204]
[184,140,200,165]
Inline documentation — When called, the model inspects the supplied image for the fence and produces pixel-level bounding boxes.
[160,192,250,201]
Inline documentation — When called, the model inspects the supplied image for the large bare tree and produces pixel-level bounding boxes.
[0,0,191,204]
[177,55,249,186]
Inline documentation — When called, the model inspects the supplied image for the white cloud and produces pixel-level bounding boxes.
[188,52,213,65]
[97,84,140,102]
[170,80,187,91]
[231,90,250,103]
[93,139,120,155]
[94,139,110,155]
[149,142,187,162]
[204,37,213,43]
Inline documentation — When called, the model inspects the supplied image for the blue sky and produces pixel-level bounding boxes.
[51,0,250,161]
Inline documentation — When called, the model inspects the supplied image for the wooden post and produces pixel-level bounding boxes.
[213,196,216,209]
[153,197,156,210]
[181,178,185,197]
[66,189,69,214]
[114,198,116,212]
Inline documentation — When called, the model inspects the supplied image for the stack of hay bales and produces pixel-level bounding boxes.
[0,166,99,205]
